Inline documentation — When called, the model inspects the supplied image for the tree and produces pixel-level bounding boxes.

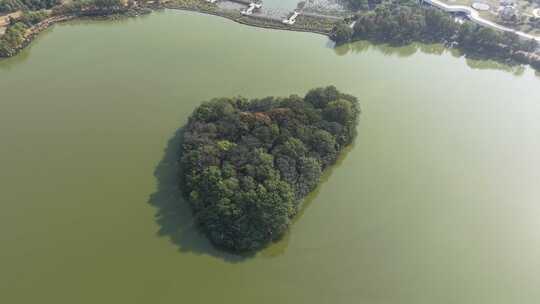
[331,23,353,45]
[336,1,539,70]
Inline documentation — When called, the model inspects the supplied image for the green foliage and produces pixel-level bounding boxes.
[0,11,48,57]
[331,22,353,45]
[0,0,59,13]
[0,21,26,56]
[53,0,126,16]
[216,140,235,152]
[18,10,47,25]
[181,86,360,252]
[342,2,539,65]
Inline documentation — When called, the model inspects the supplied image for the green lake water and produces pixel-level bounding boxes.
[2,9,540,304]
[263,0,299,11]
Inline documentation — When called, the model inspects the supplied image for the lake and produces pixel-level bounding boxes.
[2,9,540,304]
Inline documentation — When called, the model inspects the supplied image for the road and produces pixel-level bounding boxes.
[424,0,540,41]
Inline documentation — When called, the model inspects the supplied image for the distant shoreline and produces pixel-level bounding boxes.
[0,3,339,59]
[2,1,540,73]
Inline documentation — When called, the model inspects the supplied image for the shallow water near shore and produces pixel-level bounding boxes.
[264,0,300,10]
[2,9,540,304]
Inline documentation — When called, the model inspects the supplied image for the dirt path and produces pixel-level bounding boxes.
[0,10,23,36]
[0,11,23,26]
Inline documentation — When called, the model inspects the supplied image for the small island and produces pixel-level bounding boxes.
[180,86,360,252]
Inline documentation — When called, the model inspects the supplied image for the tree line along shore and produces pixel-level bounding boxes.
[0,0,340,58]
[332,0,540,71]
[2,0,540,71]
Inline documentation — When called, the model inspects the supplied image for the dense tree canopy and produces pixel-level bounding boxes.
[180,87,360,252]
[330,22,353,45]
[0,10,46,57]
[344,0,381,10]
[331,0,539,67]
[0,0,60,13]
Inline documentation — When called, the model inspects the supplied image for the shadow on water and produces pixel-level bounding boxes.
[0,53,29,70]
[259,143,355,258]
[333,40,528,76]
[149,127,356,261]
[334,40,423,58]
[147,128,248,263]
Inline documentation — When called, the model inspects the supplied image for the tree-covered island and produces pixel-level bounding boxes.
[180,86,360,252]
